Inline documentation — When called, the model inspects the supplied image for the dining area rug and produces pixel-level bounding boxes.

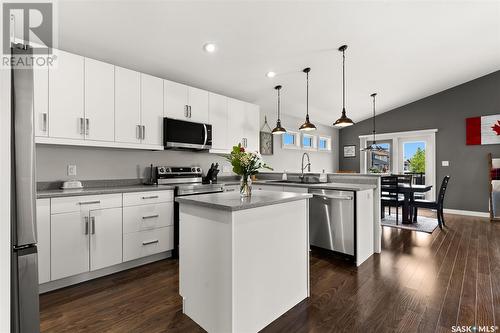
[381,214,438,233]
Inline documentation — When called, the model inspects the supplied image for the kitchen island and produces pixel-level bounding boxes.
[176,190,312,333]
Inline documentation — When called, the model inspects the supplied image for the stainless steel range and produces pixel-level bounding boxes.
[155,166,225,257]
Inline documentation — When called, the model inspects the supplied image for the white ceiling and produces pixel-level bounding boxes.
[56,0,500,126]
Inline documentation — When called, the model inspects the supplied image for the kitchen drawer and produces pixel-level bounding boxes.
[123,190,173,207]
[254,184,284,192]
[123,226,173,261]
[51,194,122,214]
[123,202,173,234]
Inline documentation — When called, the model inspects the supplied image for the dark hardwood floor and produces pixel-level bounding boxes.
[40,211,499,333]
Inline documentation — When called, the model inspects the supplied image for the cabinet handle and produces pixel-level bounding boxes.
[141,195,159,200]
[42,113,47,132]
[85,118,89,136]
[79,118,84,135]
[225,188,235,192]
[184,105,189,118]
[90,216,96,234]
[84,216,89,235]
[79,200,101,205]
[142,125,145,140]
[142,214,159,220]
[136,125,141,139]
[189,106,192,118]
[142,240,159,246]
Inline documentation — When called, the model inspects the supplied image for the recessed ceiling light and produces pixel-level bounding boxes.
[266,71,276,78]
[203,43,217,53]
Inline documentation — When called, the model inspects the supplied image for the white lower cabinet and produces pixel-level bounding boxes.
[41,189,174,289]
[90,207,123,271]
[51,211,89,280]
[123,203,173,233]
[123,226,174,262]
[36,199,51,284]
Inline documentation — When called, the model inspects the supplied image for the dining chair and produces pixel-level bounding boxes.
[412,175,450,229]
[381,175,404,224]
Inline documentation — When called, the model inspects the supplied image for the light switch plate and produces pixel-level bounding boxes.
[67,164,77,176]
[441,161,449,167]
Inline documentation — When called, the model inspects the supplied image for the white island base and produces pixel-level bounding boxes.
[177,191,311,333]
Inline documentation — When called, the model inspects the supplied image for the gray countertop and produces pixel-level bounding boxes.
[175,190,312,212]
[254,180,376,192]
[36,184,176,199]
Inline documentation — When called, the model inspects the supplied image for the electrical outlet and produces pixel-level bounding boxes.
[441,161,449,167]
[67,164,77,176]
[223,165,232,173]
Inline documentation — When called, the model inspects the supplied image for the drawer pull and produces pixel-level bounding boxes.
[142,240,159,246]
[79,200,101,205]
[226,189,235,192]
[142,214,159,220]
[141,195,159,200]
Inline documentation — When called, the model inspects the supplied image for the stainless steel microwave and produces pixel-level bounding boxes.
[163,118,212,150]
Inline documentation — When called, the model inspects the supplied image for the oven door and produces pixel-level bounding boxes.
[163,118,212,150]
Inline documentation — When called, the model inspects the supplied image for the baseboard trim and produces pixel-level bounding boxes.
[443,209,490,218]
[39,251,171,293]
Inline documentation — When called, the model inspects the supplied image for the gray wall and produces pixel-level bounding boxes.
[36,113,338,181]
[339,70,500,213]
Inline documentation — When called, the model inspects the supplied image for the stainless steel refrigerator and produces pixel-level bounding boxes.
[10,43,40,333]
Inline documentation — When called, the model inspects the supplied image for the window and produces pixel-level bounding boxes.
[302,134,317,150]
[318,136,332,152]
[282,131,300,149]
[367,141,391,173]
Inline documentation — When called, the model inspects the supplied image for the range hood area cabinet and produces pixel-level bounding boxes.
[34,47,260,152]
[209,94,260,153]
[164,80,209,124]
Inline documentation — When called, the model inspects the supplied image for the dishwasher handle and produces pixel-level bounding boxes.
[312,193,353,201]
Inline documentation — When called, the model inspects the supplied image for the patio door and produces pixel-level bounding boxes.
[397,135,435,200]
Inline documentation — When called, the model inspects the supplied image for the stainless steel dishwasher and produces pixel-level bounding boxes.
[309,189,355,256]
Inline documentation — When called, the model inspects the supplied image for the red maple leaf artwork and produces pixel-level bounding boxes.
[493,120,500,136]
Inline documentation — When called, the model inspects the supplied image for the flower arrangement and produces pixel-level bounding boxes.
[224,144,272,197]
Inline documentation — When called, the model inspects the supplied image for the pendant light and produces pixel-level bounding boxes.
[299,67,317,131]
[333,45,354,128]
[272,85,286,135]
[361,93,386,152]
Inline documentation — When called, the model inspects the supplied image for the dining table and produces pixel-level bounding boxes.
[381,183,433,224]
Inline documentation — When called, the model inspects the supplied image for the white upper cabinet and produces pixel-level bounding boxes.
[141,74,164,146]
[34,50,48,137]
[227,98,246,148]
[115,66,141,144]
[84,58,115,142]
[164,80,189,120]
[188,87,209,123]
[48,49,84,139]
[164,80,208,123]
[208,93,228,151]
[244,103,260,152]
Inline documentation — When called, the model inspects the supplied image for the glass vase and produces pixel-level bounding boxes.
[240,175,252,198]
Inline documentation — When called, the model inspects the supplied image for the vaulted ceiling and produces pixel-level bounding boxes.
[56,1,500,126]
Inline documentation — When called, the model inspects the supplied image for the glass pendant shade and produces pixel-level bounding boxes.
[272,85,287,135]
[334,45,355,128]
[299,67,316,131]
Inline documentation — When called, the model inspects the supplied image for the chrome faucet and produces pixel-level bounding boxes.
[300,153,311,180]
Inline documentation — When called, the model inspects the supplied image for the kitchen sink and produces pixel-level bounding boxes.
[267,178,323,185]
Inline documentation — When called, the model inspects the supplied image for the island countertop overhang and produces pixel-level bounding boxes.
[175,190,312,211]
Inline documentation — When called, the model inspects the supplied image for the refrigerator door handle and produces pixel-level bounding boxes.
[84,216,89,235]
